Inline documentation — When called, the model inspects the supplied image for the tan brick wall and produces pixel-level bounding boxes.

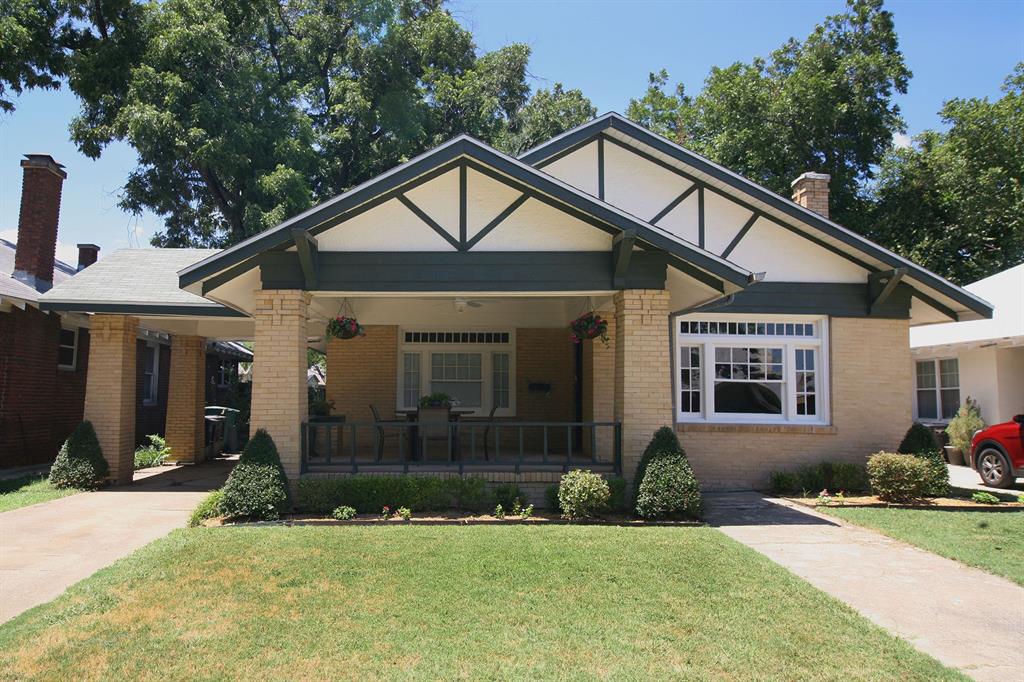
[680,317,912,489]
[614,290,673,483]
[326,325,398,423]
[165,335,206,464]
[581,314,615,458]
[251,290,309,482]
[83,314,138,484]
[516,328,574,452]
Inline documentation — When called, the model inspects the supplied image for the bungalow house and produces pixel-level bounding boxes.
[910,263,1023,426]
[37,114,992,493]
[0,155,252,468]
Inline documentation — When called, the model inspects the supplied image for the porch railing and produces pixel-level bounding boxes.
[300,420,622,475]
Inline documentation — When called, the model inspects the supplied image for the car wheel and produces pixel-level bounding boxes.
[976,448,1014,488]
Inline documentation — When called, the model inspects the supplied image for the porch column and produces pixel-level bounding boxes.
[83,314,138,484]
[165,335,206,464]
[582,313,616,458]
[613,290,672,484]
[250,290,309,484]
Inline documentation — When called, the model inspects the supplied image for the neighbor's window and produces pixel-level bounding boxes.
[914,358,959,421]
[142,342,160,405]
[675,315,828,424]
[57,328,78,370]
[398,330,515,416]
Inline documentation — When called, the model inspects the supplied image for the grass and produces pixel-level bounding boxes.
[821,506,1024,586]
[0,525,959,680]
[0,475,76,513]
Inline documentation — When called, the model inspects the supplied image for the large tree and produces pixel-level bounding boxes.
[627,0,911,231]
[869,65,1024,284]
[1,0,593,247]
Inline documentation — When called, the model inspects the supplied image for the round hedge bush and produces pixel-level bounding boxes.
[557,469,610,519]
[219,429,289,521]
[866,452,931,503]
[897,423,939,455]
[50,421,109,489]
[634,453,702,519]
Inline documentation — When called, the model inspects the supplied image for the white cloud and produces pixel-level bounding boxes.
[0,228,82,267]
[892,132,912,150]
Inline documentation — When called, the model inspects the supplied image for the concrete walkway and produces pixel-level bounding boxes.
[706,492,1024,682]
[0,459,232,624]
[947,462,1024,494]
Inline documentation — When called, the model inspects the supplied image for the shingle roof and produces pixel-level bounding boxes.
[0,237,77,303]
[39,248,246,317]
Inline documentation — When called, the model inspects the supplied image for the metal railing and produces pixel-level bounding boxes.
[301,420,622,475]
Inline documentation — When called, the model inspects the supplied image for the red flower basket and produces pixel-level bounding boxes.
[569,311,609,345]
[326,316,365,340]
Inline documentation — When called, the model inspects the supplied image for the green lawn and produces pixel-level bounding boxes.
[0,525,959,681]
[0,475,76,513]
[822,507,1024,586]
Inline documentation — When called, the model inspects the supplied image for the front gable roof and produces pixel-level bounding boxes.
[520,113,993,322]
[179,135,755,296]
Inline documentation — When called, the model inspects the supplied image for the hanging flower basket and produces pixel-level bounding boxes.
[326,316,365,340]
[569,311,609,346]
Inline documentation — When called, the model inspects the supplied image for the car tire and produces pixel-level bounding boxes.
[976,448,1014,488]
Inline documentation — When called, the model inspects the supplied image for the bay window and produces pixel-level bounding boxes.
[675,315,829,424]
[398,330,515,416]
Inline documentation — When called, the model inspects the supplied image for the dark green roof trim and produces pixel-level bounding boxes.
[521,113,993,321]
[691,281,912,319]
[181,134,753,293]
[39,301,248,318]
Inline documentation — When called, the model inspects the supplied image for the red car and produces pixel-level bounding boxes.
[971,415,1024,488]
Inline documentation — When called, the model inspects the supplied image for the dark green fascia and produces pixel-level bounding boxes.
[39,301,248,318]
[692,281,913,318]
[521,113,993,320]
[258,251,668,292]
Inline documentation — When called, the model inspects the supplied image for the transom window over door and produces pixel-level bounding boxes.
[914,358,959,421]
[398,330,515,416]
[675,315,829,425]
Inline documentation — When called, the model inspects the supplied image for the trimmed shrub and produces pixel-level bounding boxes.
[916,449,951,497]
[296,475,487,514]
[898,423,939,455]
[558,469,610,519]
[946,398,984,454]
[219,429,289,521]
[544,484,561,512]
[635,453,702,519]
[831,462,870,493]
[188,489,225,527]
[866,452,931,503]
[50,421,109,489]
[769,470,801,495]
[772,462,870,495]
[606,476,628,513]
[634,426,684,487]
[492,483,524,511]
[134,434,171,470]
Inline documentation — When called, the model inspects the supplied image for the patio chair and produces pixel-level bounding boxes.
[417,406,452,461]
[369,404,406,462]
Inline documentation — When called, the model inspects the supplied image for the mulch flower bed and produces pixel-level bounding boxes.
[786,494,1024,511]
[204,513,703,527]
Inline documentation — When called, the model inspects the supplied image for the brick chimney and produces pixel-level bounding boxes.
[14,154,67,291]
[790,172,830,219]
[77,243,100,270]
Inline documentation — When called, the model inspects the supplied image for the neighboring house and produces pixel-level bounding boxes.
[910,263,1024,426]
[0,155,252,468]
[38,114,992,492]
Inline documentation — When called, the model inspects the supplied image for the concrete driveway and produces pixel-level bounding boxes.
[706,492,1024,682]
[0,459,232,624]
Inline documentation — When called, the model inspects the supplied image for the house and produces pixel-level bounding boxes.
[0,155,252,468]
[37,114,992,492]
[910,263,1023,426]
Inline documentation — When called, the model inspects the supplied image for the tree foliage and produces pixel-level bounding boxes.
[869,65,1024,283]
[2,0,593,247]
[627,0,910,231]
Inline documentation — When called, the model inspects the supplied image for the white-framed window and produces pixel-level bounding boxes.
[57,327,78,370]
[397,329,515,416]
[675,314,829,425]
[914,358,959,422]
[142,342,160,405]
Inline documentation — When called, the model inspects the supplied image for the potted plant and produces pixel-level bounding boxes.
[418,392,456,408]
[325,316,364,340]
[309,398,343,423]
[569,311,609,346]
[945,397,984,467]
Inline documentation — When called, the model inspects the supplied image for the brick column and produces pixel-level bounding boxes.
[165,335,206,464]
[613,290,672,484]
[582,314,616,458]
[84,314,138,484]
[250,290,309,484]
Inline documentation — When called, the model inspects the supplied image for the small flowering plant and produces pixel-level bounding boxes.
[380,505,391,520]
[569,311,609,346]
[326,316,364,340]
[815,489,845,506]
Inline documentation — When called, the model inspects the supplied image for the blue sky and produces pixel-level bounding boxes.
[1,0,1021,262]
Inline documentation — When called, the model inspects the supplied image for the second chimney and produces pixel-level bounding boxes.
[791,172,830,219]
[77,243,100,271]
[14,154,67,291]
